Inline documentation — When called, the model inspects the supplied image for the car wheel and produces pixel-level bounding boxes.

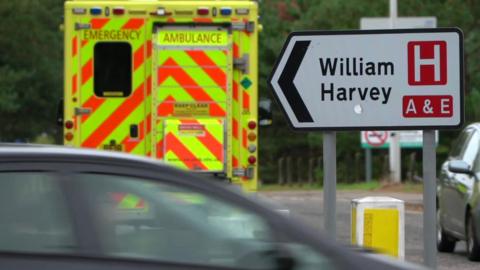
[466,213,480,261]
[437,207,456,252]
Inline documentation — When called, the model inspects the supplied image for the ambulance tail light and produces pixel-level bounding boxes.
[248,132,256,141]
[197,7,209,15]
[113,7,125,15]
[65,120,74,129]
[65,132,74,142]
[248,120,257,130]
[248,156,256,165]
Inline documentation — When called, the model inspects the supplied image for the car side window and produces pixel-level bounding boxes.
[461,130,480,166]
[0,172,75,253]
[449,129,473,158]
[76,173,334,269]
[471,134,480,174]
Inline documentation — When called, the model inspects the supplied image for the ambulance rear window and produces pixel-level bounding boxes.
[94,42,132,98]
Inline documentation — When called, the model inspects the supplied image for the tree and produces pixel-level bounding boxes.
[258,0,480,182]
[0,0,63,141]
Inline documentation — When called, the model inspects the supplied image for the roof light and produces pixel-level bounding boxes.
[112,7,125,15]
[220,7,232,16]
[72,8,86,15]
[90,7,102,15]
[150,8,172,16]
[155,8,166,16]
[197,7,209,16]
[236,8,249,15]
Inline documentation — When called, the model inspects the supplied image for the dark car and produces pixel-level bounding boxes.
[0,145,422,270]
[437,123,480,261]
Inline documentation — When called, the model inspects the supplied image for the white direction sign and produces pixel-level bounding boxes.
[268,29,464,130]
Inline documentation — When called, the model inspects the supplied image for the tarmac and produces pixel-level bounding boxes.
[260,190,424,212]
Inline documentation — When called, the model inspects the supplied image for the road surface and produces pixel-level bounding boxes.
[261,190,479,270]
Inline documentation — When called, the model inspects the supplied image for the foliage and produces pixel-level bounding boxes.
[0,0,63,141]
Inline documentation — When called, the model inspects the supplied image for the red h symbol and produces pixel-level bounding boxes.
[408,41,447,85]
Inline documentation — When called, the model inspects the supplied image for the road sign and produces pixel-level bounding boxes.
[361,17,436,30]
[361,130,439,149]
[268,29,463,131]
[364,131,389,147]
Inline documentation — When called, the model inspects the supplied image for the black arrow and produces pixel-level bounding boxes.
[278,40,313,123]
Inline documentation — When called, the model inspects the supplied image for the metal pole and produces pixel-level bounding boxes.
[389,0,397,28]
[323,131,336,239]
[365,148,372,182]
[423,130,437,269]
[388,0,401,183]
[389,132,401,183]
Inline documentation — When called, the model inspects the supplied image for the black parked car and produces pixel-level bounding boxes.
[0,145,423,270]
[437,123,480,261]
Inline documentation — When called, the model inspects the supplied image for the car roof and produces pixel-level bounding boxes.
[467,122,480,131]
[0,143,167,166]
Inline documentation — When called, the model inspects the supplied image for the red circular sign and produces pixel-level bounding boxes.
[364,131,389,147]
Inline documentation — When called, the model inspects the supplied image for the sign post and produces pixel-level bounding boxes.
[423,130,436,268]
[269,29,464,259]
[323,131,336,239]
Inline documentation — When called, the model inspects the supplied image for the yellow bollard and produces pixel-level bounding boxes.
[351,197,404,260]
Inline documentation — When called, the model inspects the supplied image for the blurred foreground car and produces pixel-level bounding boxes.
[0,145,423,270]
[437,123,480,261]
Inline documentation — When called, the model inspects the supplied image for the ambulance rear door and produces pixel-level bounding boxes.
[152,25,232,173]
[73,15,148,156]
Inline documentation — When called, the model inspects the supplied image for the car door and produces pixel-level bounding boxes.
[440,128,473,232]
[67,169,338,270]
[73,16,148,156]
[445,128,480,235]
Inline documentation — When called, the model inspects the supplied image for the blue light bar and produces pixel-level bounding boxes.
[220,7,232,16]
[90,7,102,15]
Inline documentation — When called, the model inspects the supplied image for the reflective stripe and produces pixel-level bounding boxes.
[162,119,224,171]
[122,18,144,30]
[186,50,227,90]
[111,192,147,209]
[157,58,225,104]
[72,36,78,57]
[81,59,93,85]
[164,133,208,170]
[82,82,145,148]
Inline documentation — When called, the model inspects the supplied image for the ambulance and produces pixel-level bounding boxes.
[62,0,269,191]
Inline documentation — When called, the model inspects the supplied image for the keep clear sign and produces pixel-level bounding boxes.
[269,29,464,130]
